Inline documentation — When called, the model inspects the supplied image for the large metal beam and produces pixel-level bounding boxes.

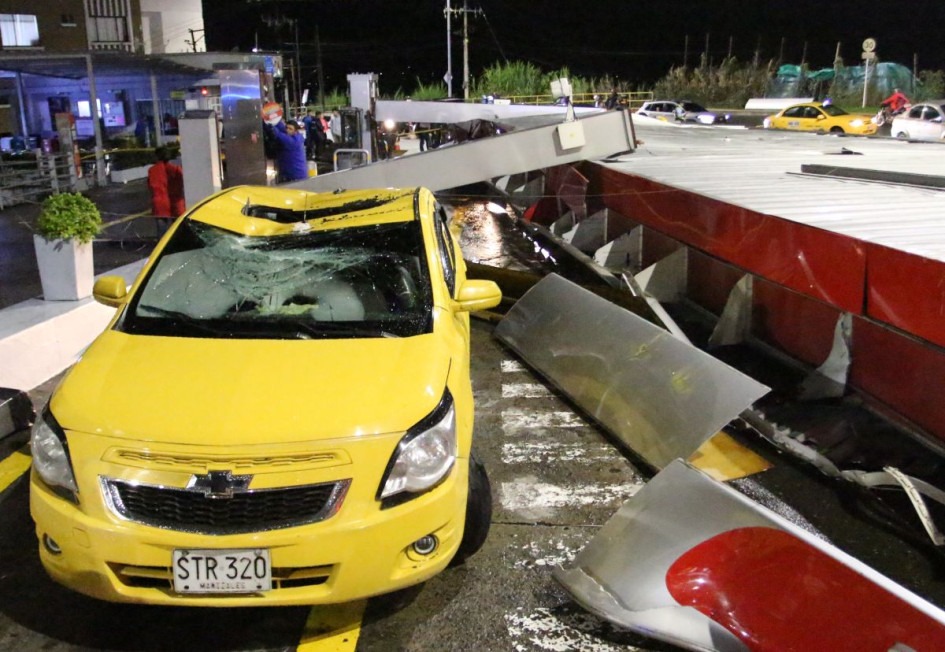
[286,110,635,193]
[373,99,600,124]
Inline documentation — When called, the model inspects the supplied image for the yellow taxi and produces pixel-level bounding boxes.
[762,102,878,135]
[30,185,502,606]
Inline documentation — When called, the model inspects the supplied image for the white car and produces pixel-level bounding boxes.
[635,100,729,125]
[890,101,945,141]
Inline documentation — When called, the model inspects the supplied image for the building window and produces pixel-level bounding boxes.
[61,14,77,27]
[0,14,39,47]
[86,0,129,44]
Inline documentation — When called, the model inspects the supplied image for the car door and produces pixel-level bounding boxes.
[918,105,945,140]
[799,106,825,132]
[777,106,806,130]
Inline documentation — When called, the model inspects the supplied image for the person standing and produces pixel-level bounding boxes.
[330,108,343,144]
[147,146,185,237]
[310,111,328,158]
[604,87,620,111]
[266,119,308,182]
[302,110,316,159]
[417,122,430,152]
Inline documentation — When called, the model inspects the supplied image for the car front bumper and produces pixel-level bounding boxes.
[30,460,468,607]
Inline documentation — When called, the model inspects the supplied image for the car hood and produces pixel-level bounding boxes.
[50,329,451,446]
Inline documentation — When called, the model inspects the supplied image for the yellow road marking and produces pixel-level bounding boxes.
[0,446,31,492]
[689,431,771,481]
[297,600,366,651]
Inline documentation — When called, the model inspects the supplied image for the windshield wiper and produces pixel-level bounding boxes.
[297,320,401,338]
[135,306,234,335]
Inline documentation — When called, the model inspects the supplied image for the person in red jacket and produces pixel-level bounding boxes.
[881,87,910,115]
[148,146,185,237]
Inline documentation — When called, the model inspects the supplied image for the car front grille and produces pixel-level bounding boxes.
[101,477,350,534]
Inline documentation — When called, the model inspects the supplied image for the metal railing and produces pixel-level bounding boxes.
[0,152,84,209]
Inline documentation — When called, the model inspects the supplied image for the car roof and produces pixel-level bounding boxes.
[185,186,424,236]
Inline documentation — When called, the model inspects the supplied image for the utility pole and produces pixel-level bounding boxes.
[463,0,469,100]
[444,1,482,101]
[293,19,301,109]
[444,0,453,97]
[187,28,204,53]
[316,26,325,109]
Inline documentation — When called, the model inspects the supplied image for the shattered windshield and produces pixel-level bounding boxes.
[118,219,433,339]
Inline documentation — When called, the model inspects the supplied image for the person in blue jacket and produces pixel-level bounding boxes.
[266,118,307,183]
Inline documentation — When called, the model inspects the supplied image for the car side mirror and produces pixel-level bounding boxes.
[816,114,826,120]
[454,279,502,313]
[93,275,128,307]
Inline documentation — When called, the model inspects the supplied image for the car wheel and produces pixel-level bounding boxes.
[450,454,492,566]
[895,131,909,139]
[830,126,845,134]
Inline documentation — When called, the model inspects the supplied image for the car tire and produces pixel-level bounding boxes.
[450,454,492,566]
[895,131,909,139]
[830,126,845,134]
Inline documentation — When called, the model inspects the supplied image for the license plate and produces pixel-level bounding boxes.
[172,548,272,594]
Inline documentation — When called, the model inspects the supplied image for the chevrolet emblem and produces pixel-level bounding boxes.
[187,470,252,499]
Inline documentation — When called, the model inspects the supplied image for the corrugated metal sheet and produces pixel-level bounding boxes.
[605,124,945,260]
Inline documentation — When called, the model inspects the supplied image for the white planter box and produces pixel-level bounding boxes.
[33,234,94,301]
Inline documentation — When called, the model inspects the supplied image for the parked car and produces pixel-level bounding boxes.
[30,185,502,606]
[635,100,729,125]
[890,101,945,141]
[762,102,878,135]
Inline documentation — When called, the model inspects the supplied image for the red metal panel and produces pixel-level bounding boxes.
[867,244,945,350]
[753,278,841,368]
[522,196,560,225]
[666,527,945,650]
[851,318,945,444]
[687,250,746,318]
[596,165,867,315]
[640,227,682,269]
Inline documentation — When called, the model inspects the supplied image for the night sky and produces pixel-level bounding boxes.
[200,0,945,95]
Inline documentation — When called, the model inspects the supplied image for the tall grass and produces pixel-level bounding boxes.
[651,56,775,107]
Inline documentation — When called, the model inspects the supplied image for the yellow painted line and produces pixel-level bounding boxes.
[297,600,367,651]
[689,431,771,482]
[0,446,31,492]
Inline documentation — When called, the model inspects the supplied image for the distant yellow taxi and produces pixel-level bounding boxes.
[763,102,878,135]
[30,185,502,606]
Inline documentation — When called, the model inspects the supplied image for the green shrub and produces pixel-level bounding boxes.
[36,192,102,244]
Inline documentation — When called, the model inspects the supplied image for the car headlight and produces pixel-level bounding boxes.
[31,408,78,497]
[851,119,865,127]
[378,391,456,506]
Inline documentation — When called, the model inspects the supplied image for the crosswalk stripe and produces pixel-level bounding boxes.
[297,600,367,651]
[501,383,553,398]
[500,360,526,373]
[501,408,585,430]
[0,446,31,492]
